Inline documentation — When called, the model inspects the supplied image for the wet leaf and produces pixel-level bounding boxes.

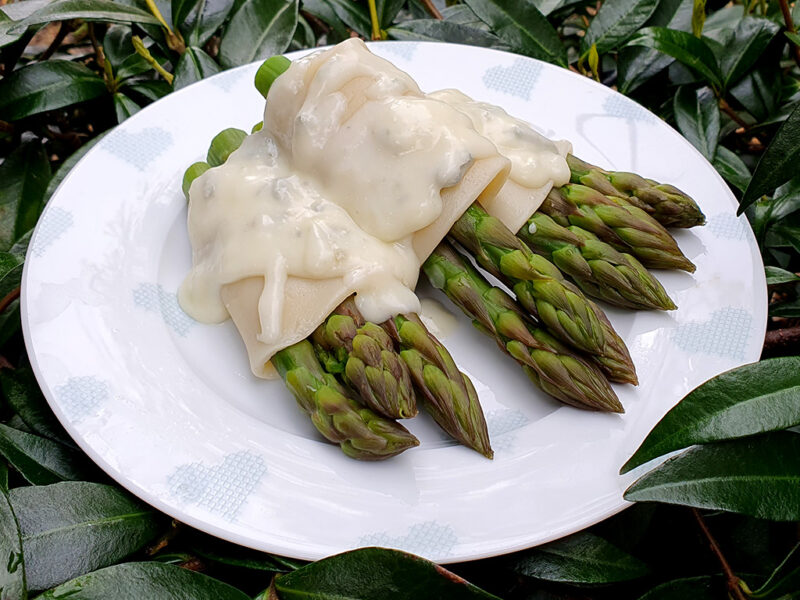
[582,0,661,55]
[174,45,221,89]
[388,19,506,49]
[673,85,719,160]
[0,368,74,447]
[0,139,51,251]
[0,423,92,485]
[218,0,297,68]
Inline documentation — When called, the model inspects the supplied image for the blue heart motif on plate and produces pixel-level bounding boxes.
[602,95,655,123]
[707,213,749,241]
[483,58,542,100]
[672,307,752,360]
[133,283,195,336]
[359,521,458,557]
[31,207,73,258]
[209,68,247,92]
[55,376,109,422]
[486,408,530,453]
[168,451,267,521]
[102,127,173,171]
[381,42,419,61]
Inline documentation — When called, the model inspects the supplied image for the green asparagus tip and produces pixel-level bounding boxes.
[182,161,210,199]
[252,121,263,133]
[254,55,291,98]
[206,128,247,167]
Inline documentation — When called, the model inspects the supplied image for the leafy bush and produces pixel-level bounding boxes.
[0,0,799,597]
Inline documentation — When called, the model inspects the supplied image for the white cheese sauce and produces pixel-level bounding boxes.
[179,39,570,353]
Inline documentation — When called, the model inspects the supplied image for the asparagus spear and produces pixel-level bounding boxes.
[450,203,637,384]
[272,341,420,460]
[424,243,623,412]
[519,213,676,311]
[384,313,494,459]
[566,155,706,229]
[541,185,696,273]
[312,298,417,420]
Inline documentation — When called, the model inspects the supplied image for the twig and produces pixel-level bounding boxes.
[779,0,800,69]
[40,21,70,61]
[0,287,20,315]
[719,98,749,130]
[692,509,748,600]
[420,0,443,20]
[87,23,105,68]
[145,520,182,555]
[764,325,800,353]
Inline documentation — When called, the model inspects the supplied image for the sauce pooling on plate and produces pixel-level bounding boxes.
[179,39,570,366]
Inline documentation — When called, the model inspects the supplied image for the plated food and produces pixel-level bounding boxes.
[179,39,705,461]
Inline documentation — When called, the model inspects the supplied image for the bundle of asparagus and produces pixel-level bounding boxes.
[180,53,706,462]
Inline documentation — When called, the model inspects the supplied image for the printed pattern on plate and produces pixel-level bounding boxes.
[55,376,109,422]
[359,521,458,557]
[133,283,195,336]
[672,307,753,360]
[101,127,173,171]
[31,207,74,258]
[483,58,542,100]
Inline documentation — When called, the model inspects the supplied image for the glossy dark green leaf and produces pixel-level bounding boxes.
[174,46,221,90]
[751,542,800,599]
[0,368,74,447]
[0,140,51,252]
[289,14,314,50]
[673,85,719,160]
[113,92,140,123]
[442,3,489,26]
[0,424,91,485]
[0,10,26,49]
[504,530,650,583]
[35,562,251,599]
[274,548,501,600]
[0,469,25,600]
[300,0,348,40]
[638,575,722,599]
[389,19,506,49]
[123,80,172,103]
[582,0,661,55]
[770,298,800,318]
[0,460,7,492]
[324,0,371,37]
[12,0,160,29]
[174,0,234,46]
[623,357,800,473]
[766,266,800,285]
[463,0,567,66]
[730,67,780,122]
[741,103,800,212]
[787,31,800,46]
[712,145,751,192]
[45,134,106,202]
[625,27,721,89]
[718,17,780,88]
[102,26,151,80]
[0,253,23,309]
[188,533,304,572]
[0,60,107,121]
[10,482,161,591]
[625,432,800,520]
[218,0,297,68]
[377,0,405,28]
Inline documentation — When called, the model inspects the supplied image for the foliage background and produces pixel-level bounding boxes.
[0,0,799,597]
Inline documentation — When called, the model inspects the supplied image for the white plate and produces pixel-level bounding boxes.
[22,42,767,564]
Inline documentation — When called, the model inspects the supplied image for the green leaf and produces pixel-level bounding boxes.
[504,530,650,584]
[712,145,751,192]
[463,0,567,66]
[103,26,151,80]
[673,85,719,160]
[442,4,488,26]
[174,0,234,46]
[766,266,800,285]
[0,140,51,252]
[10,482,161,591]
[624,432,800,520]
[0,60,107,121]
[377,0,404,28]
[690,0,704,37]
[45,134,106,202]
[289,14,314,50]
[35,562,251,599]
[274,548,501,600]
[122,80,171,102]
[388,20,507,49]
[0,423,92,485]
[730,67,779,122]
[581,0,661,55]
[188,533,304,572]
[718,17,780,89]
[741,103,800,213]
[638,575,722,599]
[751,542,800,599]
[625,27,721,89]
[787,31,800,47]
[0,476,26,600]
[0,10,26,49]
[770,298,800,318]
[0,368,74,448]
[12,0,160,29]
[300,0,348,40]
[113,92,140,123]
[622,357,800,473]
[218,0,297,68]
[324,0,371,37]
[174,46,221,90]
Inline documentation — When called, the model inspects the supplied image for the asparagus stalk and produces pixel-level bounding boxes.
[312,298,417,420]
[424,243,623,412]
[541,185,696,273]
[519,213,676,311]
[384,313,494,459]
[272,341,419,460]
[566,155,706,229]
[450,204,637,384]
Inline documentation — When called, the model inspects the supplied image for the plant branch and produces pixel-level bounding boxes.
[692,509,748,600]
[764,324,800,353]
[40,21,70,61]
[778,0,800,69]
[132,35,174,85]
[0,287,20,315]
[719,98,749,129]
[366,0,382,40]
[420,0,443,20]
[88,23,115,92]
